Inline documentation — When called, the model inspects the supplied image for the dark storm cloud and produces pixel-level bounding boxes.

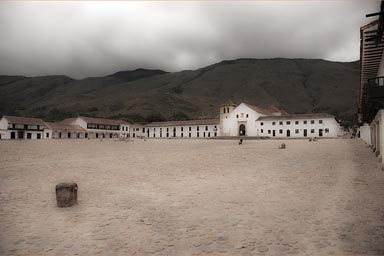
[0,1,380,79]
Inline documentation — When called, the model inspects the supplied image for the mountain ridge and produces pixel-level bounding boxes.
[0,58,360,126]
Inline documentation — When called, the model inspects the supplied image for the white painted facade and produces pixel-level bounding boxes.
[256,115,343,138]
[0,116,46,140]
[144,123,219,138]
[63,116,129,139]
[219,103,268,136]
[370,110,384,163]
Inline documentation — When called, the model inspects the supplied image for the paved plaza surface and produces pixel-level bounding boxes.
[0,139,384,255]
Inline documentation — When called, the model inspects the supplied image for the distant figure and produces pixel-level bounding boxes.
[239,138,243,145]
[351,126,357,139]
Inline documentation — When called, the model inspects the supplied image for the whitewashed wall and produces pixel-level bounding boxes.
[221,103,266,136]
[255,117,341,138]
[145,124,219,138]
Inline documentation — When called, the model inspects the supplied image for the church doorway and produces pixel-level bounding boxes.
[239,124,246,136]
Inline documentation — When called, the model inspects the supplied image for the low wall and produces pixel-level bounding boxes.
[359,123,371,145]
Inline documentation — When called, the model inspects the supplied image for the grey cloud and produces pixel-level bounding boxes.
[0,1,380,79]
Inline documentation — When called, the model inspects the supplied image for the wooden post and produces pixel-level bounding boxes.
[56,183,78,207]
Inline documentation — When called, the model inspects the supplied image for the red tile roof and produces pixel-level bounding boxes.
[2,116,46,125]
[61,116,128,126]
[45,122,87,132]
[145,119,219,127]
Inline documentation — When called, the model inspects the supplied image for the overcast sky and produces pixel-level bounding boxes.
[0,1,380,79]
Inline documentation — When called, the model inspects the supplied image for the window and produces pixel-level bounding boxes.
[227,107,229,113]
[236,115,239,118]
[166,133,169,137]
[189,127,191,131]
[68,132,71,138]
[246,114,249,118]
[261,129,263,133]
[311,120,315,124]
[319,120,323,124]
[203,132,206,137]
[197,132,199,137]
[325,128,329,133]
[153,133,155,138]
[272,122,276,125]
[181,127,183,131]
[154,128,156,132]
[143,128,145,133]
[286,121,290,125]
[295,121,299,125]
[46,133,49,138]
[167,128,169,132]
[85,133,88,138]
[205,126,208,131]
[181,133,183,137]
[197,126,200,131]
[241,113,244,117]
[268,130,271,134]
[37,133,41,139]
[261,122,264,126]
[311,129,315,133]
[27,133,32,139]
[223,108,226,114]
[189,133,191,137]
[208,132,210,137]
[295,129,299,134]
[303,121,307,124]
[279,121,283,125]
[279,129,283,134]
[214,132,217,136]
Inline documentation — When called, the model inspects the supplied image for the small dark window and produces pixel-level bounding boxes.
[236,115,239,118]
[319,120,323,124]
[272,122,276,125]
[295,121,299,125]
[303,121,307,124]
[205,126,208,131]
[189,127,191,131]
[197,132,200,137]
[311,120,315,124]
[295,129,299,133]
[279,130,283,134]
[261,129,263,133]
[181,127,183,131]
[246,114,249,118]
[189,133,191,137]
[214,132,217,136]
[227,107,229,113]
[197,126,200,131]
[279,121,283,125]
[223,108,226,114]
[311,129,315,133]
[325,128,329,133]
[268,130,271,134]
[46,133,49,138]
[286,121,290,125]
[261,122,264,126]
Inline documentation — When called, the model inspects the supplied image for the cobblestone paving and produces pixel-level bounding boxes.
[0,139,384,255]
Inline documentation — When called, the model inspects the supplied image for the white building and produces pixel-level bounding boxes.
[44,122,87,139]
[0,116,47,140]
[144,119,219,138]
[60,116,130,139]
[256,114,342,138]
[218,102,342,138]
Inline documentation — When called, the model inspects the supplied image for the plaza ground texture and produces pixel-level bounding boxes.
[0,138,384,255]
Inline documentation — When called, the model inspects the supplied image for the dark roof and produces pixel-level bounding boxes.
[256,113,335,121]
[2,116,46,125]
[45,122,87,132]
[145,119,219,127]
[61,116,128,126]
[243,103,273,115]
[220,100,237,107]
